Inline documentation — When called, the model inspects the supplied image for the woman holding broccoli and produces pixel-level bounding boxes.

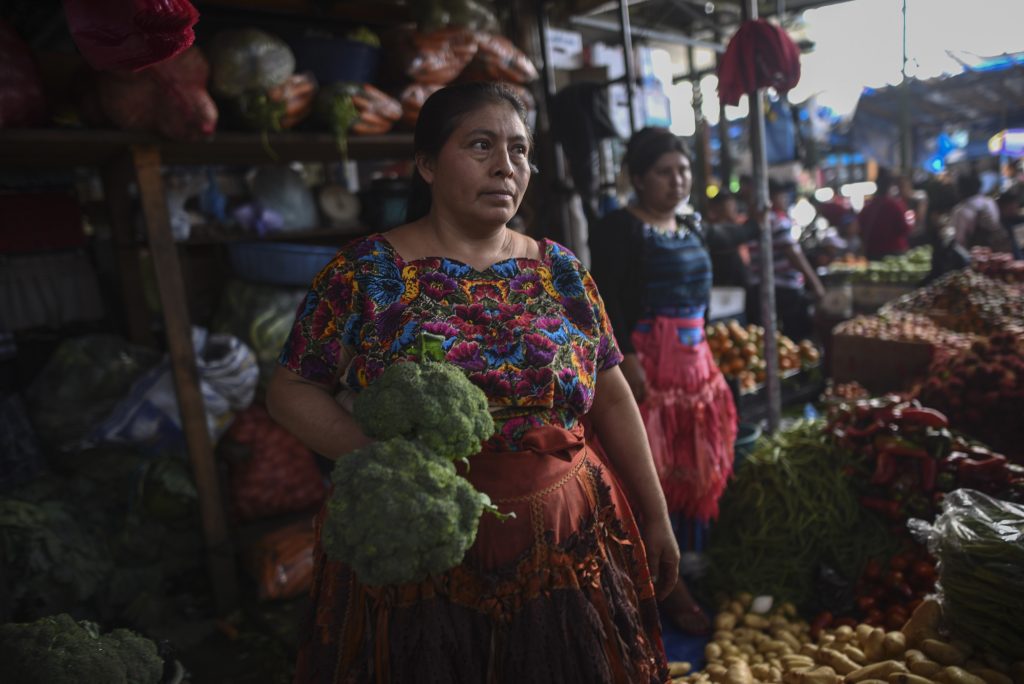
[268,82,679,683]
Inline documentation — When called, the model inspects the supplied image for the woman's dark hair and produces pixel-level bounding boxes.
[875,166,895,193]
[956,173,982,201]
[623,126,691,179]
[405,82,532,223]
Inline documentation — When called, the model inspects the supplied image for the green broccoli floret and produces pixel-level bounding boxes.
[322,438,495,585]
[106,628,165,684]
[353,360,495,461]
[0,613,163,684]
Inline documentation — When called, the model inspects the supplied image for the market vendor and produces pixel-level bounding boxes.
[589,127,756,636]
[267,82,678,683]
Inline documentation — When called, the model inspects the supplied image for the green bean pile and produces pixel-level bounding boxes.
[705,420,896,611]
[933,490,1024,658]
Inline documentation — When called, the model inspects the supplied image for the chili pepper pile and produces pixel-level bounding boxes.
[826,395,1024,519]
[918,332,1024,461]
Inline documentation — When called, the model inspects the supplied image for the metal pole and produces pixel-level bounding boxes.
[535,0,574,248]
[689,43,707,213]
[899,0,912,173]
[744,0,781,432]
[618,0,638,132]
[714,15,733,186]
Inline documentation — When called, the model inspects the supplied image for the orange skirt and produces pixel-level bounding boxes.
[632,317,738,522]
[294,425,670,684]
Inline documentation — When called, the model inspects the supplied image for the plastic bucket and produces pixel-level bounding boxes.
[734,422,762,470]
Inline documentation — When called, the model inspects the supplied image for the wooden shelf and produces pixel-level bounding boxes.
[183,225,372,246]
[196,0,412,25]
[0,129,414,168]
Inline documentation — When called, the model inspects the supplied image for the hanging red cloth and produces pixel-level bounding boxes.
[717,18,801,106]
[62,0,199,72]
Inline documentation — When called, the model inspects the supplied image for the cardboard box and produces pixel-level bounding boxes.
[829,333,935,394]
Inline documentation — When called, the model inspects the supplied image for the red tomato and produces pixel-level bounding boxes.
[855,595,877,613]
[884,570,906,589]
[911,560,937,580]
[864,558,883,580]
[889,554,910,572]
[865,607,885,626]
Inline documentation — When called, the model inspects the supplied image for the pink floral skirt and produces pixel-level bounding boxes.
[632,317,738,522]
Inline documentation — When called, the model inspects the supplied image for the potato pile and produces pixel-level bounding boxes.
[675,596,1023,684]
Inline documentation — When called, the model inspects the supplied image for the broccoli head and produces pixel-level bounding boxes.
[322,438,493,585]
[106,628,165,684]
[0,614,164,684]
[353,360,495,461]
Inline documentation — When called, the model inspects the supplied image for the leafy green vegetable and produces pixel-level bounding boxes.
[923,489,1024,658]
[322,438,499,585]
[327,337,506,585]
[705,420,896,611]
[0,613,164,684]
[353,352,495,462]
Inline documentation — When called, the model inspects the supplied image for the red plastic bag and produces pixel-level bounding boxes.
[717,18,801,106]
[243,519,315,601]
[223,405,327,521]
[62,0,199,72]
[0,21,46,127]
[97,46,217,140]
[461,32,539,84]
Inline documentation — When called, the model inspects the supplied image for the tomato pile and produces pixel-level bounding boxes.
[707,320,819,393]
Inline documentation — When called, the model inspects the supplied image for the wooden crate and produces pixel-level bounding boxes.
[829,333,935,394]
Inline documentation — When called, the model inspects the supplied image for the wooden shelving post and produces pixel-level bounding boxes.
[130,144,238,614]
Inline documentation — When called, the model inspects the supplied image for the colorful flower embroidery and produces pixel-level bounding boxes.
[280,235,622,448]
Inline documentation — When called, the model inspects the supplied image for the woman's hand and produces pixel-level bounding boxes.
[620,353,648,405]
[643,517,681,601]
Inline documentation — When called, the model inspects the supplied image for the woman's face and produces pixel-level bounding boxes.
[418,102,531,230]
[633,151,692,214]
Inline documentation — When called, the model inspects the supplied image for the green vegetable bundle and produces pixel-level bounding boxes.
[0,613,164,684]
[322,333,505,586]
[915,488,1024,658]
[705,420,895,610]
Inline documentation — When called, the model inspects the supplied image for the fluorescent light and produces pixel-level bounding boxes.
[840,181,877,198]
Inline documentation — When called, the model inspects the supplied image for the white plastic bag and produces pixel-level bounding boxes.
[90,327,258,446]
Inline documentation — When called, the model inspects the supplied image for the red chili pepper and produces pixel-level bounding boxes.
[846,419,884,438]
[860,496,903,520]
[898,407,949,428]
[958,454,1009,484]
[881,444,931,459]
[871,451,898,485]
[810,611,833,638]
[919,457,937,492]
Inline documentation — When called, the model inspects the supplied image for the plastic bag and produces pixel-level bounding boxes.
[398,83,443,129]
[0,20,46,127]
[97,45,217,141]
[461,32,539,84]
[208,28,295,98]
[62,0,199,72]
[242,518,315,601]
[383,26,478,85]
[221,405,327,521]
[26,335,160,451]
[246,166,317,233]
[89,327,258,447]
[0,392,45,493]
[211,279,306,390]
[909,488,1024,658]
